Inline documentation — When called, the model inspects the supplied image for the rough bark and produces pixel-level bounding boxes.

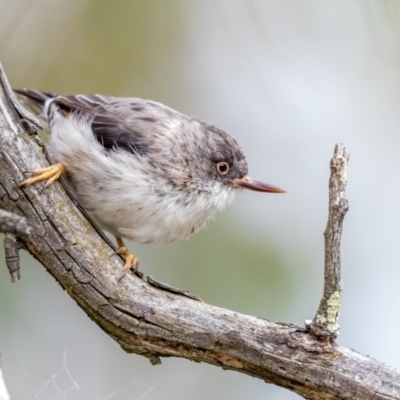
[0,209,31,282]
[1,62,399,400]
[0,209,31,236]
[309,144,349,340]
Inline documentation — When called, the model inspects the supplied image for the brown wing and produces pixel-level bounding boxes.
[15,90,188,156]
[52,94,157,155]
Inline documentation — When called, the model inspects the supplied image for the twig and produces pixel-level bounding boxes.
[4,233,21,282]
[0,209,31,236]
[0,209,31,282]
[1,62,399,399]
[0,62,42,132]
[310,143,349,340]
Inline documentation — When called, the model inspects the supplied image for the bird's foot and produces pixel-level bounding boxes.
[15,162,65,189]
[115,246,139,281]
[115,236,139,280]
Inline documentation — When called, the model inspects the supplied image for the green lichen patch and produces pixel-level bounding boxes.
[316,290,343,333]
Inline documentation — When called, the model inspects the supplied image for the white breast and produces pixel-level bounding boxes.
[47,113,235,244]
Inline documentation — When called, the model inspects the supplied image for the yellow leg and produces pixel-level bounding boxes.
[115,236,139,280]
[15,162,66,189]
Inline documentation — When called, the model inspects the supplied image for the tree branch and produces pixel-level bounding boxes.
[310,144,349,340]
[0,209,31,282]
[1,62,399,400]
[0,209,31,237]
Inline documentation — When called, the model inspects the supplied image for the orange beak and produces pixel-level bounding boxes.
[233,176,285,193]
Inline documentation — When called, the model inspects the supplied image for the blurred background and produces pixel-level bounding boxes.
[1,0,400,399]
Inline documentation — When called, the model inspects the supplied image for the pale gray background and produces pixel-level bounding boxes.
[1,1,399,399]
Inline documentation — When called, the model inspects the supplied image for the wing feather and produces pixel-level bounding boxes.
[53,95,158,155]
[15,90,187,157]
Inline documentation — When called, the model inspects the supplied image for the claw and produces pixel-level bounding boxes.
[15,162,65,189]
[115,236,139,281]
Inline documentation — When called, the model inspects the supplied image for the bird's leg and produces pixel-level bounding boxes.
[16,164,139,279]
[115,236,139,279]
[15,162,66,189]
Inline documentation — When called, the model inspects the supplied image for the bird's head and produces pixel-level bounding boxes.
[186,121,285,197]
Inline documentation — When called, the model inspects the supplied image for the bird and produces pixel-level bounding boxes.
[14,89,285,278]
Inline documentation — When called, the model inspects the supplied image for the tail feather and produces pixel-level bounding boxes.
[14,88,56,103]
[14,89,57,129]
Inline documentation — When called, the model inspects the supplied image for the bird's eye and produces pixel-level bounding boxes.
[216,161,230,175]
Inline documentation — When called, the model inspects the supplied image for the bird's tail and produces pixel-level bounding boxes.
[14,89,57,129]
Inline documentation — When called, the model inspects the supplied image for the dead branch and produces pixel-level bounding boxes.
[0,62,399,400]
[0,209,31,236]
[309,144,349,340]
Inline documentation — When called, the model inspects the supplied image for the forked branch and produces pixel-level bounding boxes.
[0,62,399,400]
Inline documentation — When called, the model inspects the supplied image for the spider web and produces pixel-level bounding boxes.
[11,349,158,400]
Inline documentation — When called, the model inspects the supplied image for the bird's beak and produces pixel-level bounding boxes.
[233,176,285,193]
